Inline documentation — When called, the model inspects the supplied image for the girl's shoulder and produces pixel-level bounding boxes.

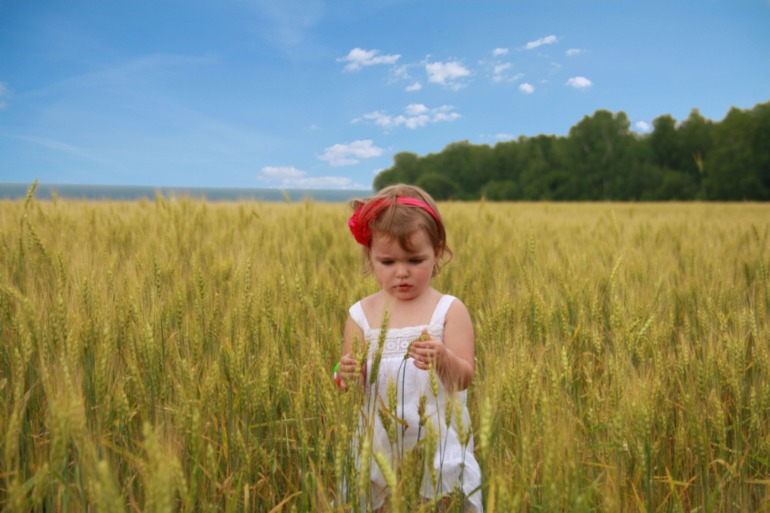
[445,294,468,311]
[357,291,384,312]
[444,295,471,321]
[356,292,385,328]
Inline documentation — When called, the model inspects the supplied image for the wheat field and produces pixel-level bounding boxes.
[1,186,769,512]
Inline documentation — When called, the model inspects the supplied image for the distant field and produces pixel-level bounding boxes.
[1,193,768,512]
[0,182,371,202]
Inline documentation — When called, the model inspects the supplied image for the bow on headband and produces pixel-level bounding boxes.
[348,197,441,246]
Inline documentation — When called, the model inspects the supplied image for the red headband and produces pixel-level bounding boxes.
[348,196,442,246]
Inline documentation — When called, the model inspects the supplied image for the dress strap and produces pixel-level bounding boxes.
[349,301,371,331]
[429,295,456,327]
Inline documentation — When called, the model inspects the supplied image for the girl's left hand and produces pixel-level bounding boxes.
[409,330,446,370]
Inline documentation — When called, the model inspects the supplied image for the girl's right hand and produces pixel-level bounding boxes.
[337,353,360,390]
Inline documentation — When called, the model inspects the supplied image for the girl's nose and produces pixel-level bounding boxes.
[395,264,409,277]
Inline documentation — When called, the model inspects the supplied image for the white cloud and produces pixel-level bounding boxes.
[284,176,366,189]
[338,48,400,72]
[525,35,558,50]
[405,103,428,116]
[317,139,384,166]
[425,60,470,88]
[483,58,521,83]
[354,104,461,130]
[493,63,511,82]
[430,105,462,123]
[389,64,422,91]
[259,166,305,179]
[258,166,368,189]
[393,65,410,80]
[566,76,592,89]
[566,48,583,57]
[485,48,520,83]
[519,83,535,94]
[634,121,652,133]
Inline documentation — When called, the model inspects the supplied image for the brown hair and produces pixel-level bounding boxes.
[350,184,452,274]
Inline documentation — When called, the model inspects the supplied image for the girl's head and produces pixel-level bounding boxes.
[348,184,452,273]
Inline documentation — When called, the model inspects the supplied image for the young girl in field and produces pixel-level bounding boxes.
[336,184,483,512]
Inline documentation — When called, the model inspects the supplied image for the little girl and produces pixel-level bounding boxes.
[336,184,483,512]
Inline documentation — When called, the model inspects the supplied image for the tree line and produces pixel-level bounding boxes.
[373,100,770,201]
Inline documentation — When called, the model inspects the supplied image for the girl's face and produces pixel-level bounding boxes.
[369,229,438,302]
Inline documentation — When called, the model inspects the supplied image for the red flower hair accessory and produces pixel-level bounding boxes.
[348,196,441,246]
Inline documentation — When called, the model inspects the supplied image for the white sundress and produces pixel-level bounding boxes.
[349,294,484,512]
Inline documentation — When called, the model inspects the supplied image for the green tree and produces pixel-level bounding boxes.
[567,110,635,200]
[414,172,459,200]
[374,152,421,190]
[754,102,770,197]
[371,101,770,201]
[650,114,681,170]
[491,140,523,186]
[432,141,492,199]
[518,136,553,199]
[704,106,767,200]
[481,179,518,200]
[678,109,713,198]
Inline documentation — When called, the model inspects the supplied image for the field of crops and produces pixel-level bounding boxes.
[1,187,769,512]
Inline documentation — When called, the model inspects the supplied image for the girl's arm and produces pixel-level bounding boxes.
[410,299,476,391]
[338,315,367,390]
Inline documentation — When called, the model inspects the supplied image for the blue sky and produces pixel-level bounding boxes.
[1,0,769,190]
